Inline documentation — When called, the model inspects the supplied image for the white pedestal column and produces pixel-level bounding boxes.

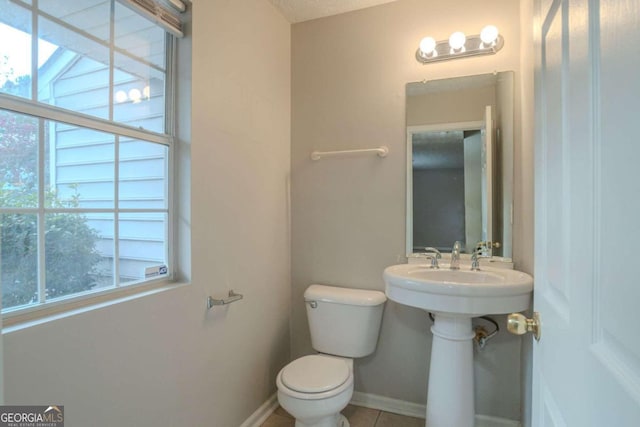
[425,314,476,427]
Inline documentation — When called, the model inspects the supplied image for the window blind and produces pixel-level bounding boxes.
[118,0,186,37]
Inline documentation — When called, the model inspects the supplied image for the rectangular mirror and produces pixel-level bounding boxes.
[406,71,514,259]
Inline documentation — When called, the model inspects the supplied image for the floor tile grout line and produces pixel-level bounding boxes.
[261,406,429,427]
[372,409,382,427]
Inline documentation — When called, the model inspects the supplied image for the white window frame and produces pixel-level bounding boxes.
[0,0,183,324]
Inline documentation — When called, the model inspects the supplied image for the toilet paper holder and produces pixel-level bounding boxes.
[207,290,243,309]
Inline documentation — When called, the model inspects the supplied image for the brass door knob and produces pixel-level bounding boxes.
[507,312,541,341]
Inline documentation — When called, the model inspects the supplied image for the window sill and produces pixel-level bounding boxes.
[2,279,191,331]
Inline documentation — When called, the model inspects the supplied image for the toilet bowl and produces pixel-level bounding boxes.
[275,285,386,427]
[276,355,353,427]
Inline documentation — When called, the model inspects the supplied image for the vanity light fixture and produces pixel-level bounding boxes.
[416,25,504,64]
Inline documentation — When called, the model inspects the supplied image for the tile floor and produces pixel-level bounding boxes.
[261,405,424,427]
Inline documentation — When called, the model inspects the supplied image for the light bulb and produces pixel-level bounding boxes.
[115,90,127,103]
[480,25,499,45]
[129,88,142,103]
[419,37,437,55]
[143,85,150,99]
[449,31,466,51]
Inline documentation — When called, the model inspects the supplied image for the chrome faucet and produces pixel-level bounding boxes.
[408,247,442,269]
[422,247,442,269]
[450,241,463,270]
[470,241,491,271]
[470,251,481,271]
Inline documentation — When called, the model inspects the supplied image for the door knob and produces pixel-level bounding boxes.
[507,312,541,341]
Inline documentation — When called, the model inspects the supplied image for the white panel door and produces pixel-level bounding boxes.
[533,0,640,425]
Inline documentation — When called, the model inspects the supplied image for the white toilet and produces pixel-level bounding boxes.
[276,284,386,427]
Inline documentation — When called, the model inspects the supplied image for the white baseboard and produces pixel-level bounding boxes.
[350,392,521,427]
[475,414,522,427]
[350,391,425,419]
[239,393,279,427]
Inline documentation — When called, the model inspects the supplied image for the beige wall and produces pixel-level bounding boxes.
[3,1,292,426]
[291,0,533,421]
[406,86,496,126]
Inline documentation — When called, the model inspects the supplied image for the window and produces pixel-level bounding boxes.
[0,0,185,317]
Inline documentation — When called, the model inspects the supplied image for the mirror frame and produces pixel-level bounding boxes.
[405,71,514,260]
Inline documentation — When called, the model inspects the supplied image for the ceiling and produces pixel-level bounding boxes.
[268,0,401,23]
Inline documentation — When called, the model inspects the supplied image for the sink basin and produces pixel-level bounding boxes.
[383,263,533,316]
[383,263,534,427]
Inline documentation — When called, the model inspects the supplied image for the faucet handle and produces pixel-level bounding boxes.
[422,248,441,268]
[470,241,497,270]
[470,251,481,271]
[422,247,442,258]
[408,250,440,269]
[424,254,440,269]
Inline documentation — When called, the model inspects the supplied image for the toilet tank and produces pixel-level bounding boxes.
[304,284,387,358]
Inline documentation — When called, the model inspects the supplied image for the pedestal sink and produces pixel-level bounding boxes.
[383,263,533,427]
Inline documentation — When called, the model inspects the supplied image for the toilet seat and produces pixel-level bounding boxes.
[281,355,350,393]
[276,355,354,401]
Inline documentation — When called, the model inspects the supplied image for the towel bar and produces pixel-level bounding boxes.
[310,146,388,160]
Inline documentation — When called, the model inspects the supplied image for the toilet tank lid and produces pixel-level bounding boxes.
[304,284,386,306]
